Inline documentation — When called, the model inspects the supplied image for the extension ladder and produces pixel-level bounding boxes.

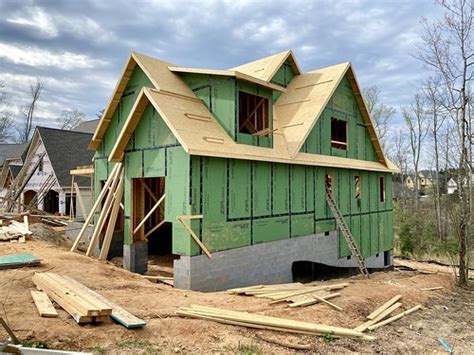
[325,188,370,278]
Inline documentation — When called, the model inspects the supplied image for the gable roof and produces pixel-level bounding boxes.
[229,50,301,82]
[0,143,27,166]
[36,127,94,187]
[9,164,22,179]
[74,119,100,134]
[94,50,396,173]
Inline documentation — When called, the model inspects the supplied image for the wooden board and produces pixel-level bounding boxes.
[30,290,58,318]
[60,275,146,329]
[0,253,41,270]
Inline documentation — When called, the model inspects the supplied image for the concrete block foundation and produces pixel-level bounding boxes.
[173,231,390,291]
[123,241,148,274]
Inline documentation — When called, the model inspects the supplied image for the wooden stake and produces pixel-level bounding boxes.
[177,216,211,258]
[70,163,121,252]
[133,194,165,235]
[98,174,124,261]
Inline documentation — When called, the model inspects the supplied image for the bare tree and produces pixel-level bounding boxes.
[415,0,473,286]
[363,85,396,151]
[389,127,410,207]
[0,81,14,142]
[422,76,447,240]
[402,94,430,207]
[56,109,86,130]
[16,79,43,143]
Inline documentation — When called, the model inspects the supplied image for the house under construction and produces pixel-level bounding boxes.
[86,50,397,291]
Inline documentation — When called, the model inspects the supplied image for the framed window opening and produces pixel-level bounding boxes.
[238,91,270,136]
[379,176,385,202]
[331,118,348,150]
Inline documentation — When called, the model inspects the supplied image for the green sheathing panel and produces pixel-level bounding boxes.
[190,156,393,259]
[301,75,379,163]
[236,80,273,148]
[270,59,297,88]
[180,73,236,139]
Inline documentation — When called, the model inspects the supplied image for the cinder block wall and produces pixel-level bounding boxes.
[174,231,389,291]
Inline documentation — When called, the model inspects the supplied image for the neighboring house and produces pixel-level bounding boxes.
[418,170,434,194]
[74,119,100,134]
[404,175,415,191]
[14,127,94,218]
[89,50,397,291]
[447,177,457,194]
[0,143,27,198]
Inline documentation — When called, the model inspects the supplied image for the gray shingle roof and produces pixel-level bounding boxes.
[73,119,99,134]
[0,143,27,166]
[37,127,94,188]
[9,164,22,179]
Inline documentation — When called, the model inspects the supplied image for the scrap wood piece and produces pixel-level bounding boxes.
[289,293,341,308]
[255,334,312,350]
[143,275,174,286]
[367,305,422,331]
[0,253,41,270]
[177,215,211,258]
[366,294,402,320]
[313,294,343,311]
[268,283,349,302]
[421,286,444,291]
[60,274,145,329]
[0,317,19,344]
[30,290,58,318]
[177,305,375,340]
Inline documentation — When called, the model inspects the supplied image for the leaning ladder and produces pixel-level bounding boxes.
[325,188,370,278]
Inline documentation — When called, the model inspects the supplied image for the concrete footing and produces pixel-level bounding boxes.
[123,241,148,274]
[173,231,391,291]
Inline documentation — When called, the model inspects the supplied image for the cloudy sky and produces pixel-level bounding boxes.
[0,0,443,138]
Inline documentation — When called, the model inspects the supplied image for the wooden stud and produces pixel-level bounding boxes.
[367,295,402,320]
[367,305,422,331]
[70,163,121,252]
[177,216,211,258]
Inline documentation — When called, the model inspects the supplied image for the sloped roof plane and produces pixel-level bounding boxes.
[95,50,396,173]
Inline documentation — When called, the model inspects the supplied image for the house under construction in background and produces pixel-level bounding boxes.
[82,50,397,291]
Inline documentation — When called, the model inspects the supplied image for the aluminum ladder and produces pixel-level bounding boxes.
[325,188,370,278]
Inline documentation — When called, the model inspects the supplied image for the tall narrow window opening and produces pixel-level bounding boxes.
[379,176,385,202]
[239,91,270,136]
[331,118,348,150]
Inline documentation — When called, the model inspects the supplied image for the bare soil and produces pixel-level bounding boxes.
[0,223,472,354]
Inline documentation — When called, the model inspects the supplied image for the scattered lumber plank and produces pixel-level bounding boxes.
[255,334,311,350]
[143,275,174,286]
[367,305,422,330]
[60,274,146,329]
[33,273,112,324]
[177,305,375,341]
[355,302,402,332]
[313,294,343,311]
[289,293,340,308]
[367,295,402,320]
[0,253,41,270]
[31,290,58,318]
[421,286,444,291]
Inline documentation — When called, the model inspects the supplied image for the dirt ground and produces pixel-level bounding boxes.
[0,223,473,354]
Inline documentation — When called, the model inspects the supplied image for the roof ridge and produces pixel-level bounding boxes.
[36,126,93,136]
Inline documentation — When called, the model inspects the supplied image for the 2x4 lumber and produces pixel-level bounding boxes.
[30,291,58,318]
[60,274,145,328]
[86,166,123,256]
[99,174,125,261]
[133,194,165,236]
[289,293,341,308]
[73,182,88,220]
[177,216,211,258]
[367,295,402,320]
[313,294,343,311]
[268,283,349,301]
[141,179,158,202]
[354,302,402,332]
[70,163,121,252]
[367,305,422,331]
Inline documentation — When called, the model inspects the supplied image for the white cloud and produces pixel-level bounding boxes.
[0,43,107,70]
[7,6,58,38]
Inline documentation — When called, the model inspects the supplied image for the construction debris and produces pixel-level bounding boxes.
[0,217,31,242]
[366,294,402,320]
[30,290,58,318]
[0,253,41,270]
[143,275,174,286]
[177,305,375,340]
[227,282,348,307]
[367,305,422,330]
[421,286,444,291]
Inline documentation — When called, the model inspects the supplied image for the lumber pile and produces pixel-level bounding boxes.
[354,295,422,332]
[0,217,31,242]
[227,282,348,308]
[32,272,146,328]
[177,305,375,340]
[33,272,112,324]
